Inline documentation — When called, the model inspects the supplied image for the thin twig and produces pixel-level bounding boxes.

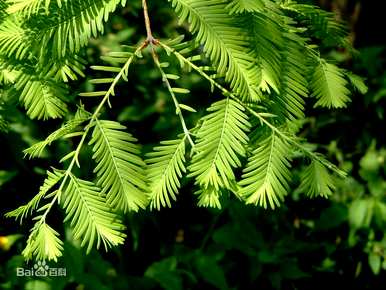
[142,0,158,45]
[153,55,195,148]
[142,1,194,147]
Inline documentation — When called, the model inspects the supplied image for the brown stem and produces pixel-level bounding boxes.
[142,0,158,45]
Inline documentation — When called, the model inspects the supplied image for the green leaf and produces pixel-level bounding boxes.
[310,59,351,108]
[89,78,115,84]
[189,98,250,199]
[346,72,368,94]
[226,0,265,14]
[274,31,308,120]
[0,170,17,188]
[7,0,51,15]
[281,3,348,46]
[32,0,128,58]
[247,12,282,94]
[374,201,386,226]
[171,87,190,94]
[62,173,126,253]
[91,66,122,73]
[5,169,64,223]
[145,257,182,290]
[239,130,292,209]
[178,104,196,112]
[169,0,262,100]
[14,71,68,120]
[280,262,309,279]
[369,253,381,275]
[316,204,348,231]
[194,255,228,290]
[146,138,187,210]
[195,187,222,209]
[23,108,90,158]
[349,199,372,229]
[0,16,30,60]
[25,281,52,290]
[298,159,336,198]
[79,91,108,97]
[22,222,63,261]
[360,147,380,173]
[89,119,148,212]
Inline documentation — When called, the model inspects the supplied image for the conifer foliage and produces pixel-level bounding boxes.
[1,0,366,261]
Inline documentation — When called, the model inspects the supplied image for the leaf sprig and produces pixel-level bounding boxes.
[2,0,365,261]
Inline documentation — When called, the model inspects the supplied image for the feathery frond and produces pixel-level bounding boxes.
[7,0,49,16]
[50,54,86,82]
[196,187,222,209]
[33,0,128,58]
[247,12,282,94]
[274,31,308,120]
[0,16,30,60]
[298,159,335,198]
[5,169,64,223]
[0,0,7,19]
[146,137,187,210]
[189,98,250,195]
[346,72,368,95]
[24,108,90,158]
[310,59,350,108]
[226,0,265,14]
[169,0,261,101]
[62,173,126,253]
[89,119,148,212]
[163,41,348,206]
[281,2,348,46]
[14,72,68,120]
[2,0,360,262]
[0,67,18,85]
[239,130,292,209]
[7,0,78,15]
[22,222,63,261]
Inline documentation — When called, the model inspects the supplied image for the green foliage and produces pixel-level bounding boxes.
[226,0,265,14]
[189,98,250,204]
[310,59,351,108]
[239,130,292,209]
[281,2,348,46]
[0,17,30,59]
[15,72,68,120]
[5,169,64,223]
[298,159,335,198]
[7,0,128,57]
[62,173,126,253]
[275,32,308,120]
[146,137,187,210]
[23,107,90,158]
[1,0,367,264]
[22,222,63,262]
[90,119,148,212]
[169,0,262,101]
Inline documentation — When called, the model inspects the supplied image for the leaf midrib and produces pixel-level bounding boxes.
[151,138,185,193]
[96,120,126,196]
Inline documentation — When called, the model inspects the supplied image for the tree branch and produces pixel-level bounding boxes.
[142,0,158,45]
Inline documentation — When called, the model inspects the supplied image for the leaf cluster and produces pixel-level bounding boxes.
[1,0,367,261]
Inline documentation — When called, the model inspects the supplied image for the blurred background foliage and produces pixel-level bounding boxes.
[0,0,385,289]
